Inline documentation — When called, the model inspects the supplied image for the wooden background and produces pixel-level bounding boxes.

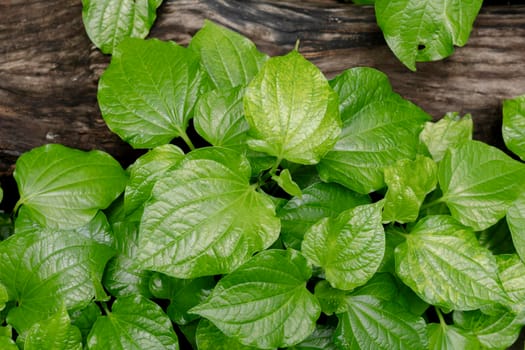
[1,0,525,182]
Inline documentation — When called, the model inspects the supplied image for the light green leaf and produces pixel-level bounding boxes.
[375,0,483,70]
[507,190,525,263]
[125,144,184,220]
[288,324,338,350]
[503,95,525,160]
[13,144,127,230]
[149,272,215,325]
[0,336,17,350]
[427,323,480,350]
[194,86,250,150]
[313,280,348,316]
[70,303,101,342]
[244,50,341,164]
[190,20,268,89]
[82,0,162,54]
[395,215,507,310]
[496,254,525,313]
[87,295,179,349]
[98,38,209,148]
[0,227,114,335]
[453,309,523,349]
[190,249,321,349]
[438,140,525,231]
[334,295,428,350]
[25,306,82,350]
[278,182,370,250]
[419,112,473,162]
[383,156,437,223]
[195,319,259,350]
[138,147,280,278]
[302,201,385,290]
[272,169,302,197]
[318,67,430,193]
[0,283,7,312]
[0,325,12,338]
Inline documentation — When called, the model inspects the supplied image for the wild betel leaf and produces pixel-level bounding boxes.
[195,319,258,350]
[190,249,321,349]
[272,168,303,197]
[438,140,525,231]
[82,0,162,54]
[395,215,507,310]
[507,190,525,264]
[138,147,280,278]
[25,306,82,350]
[427,323,481,350]
[502,94,525,161]
[496,254,525,313]
[0,226,114,335]
[87,295,179,349]
[13,144,127,229]
[278,182,370,249]
[244,50,341,164]
[189,20,268,89]
[288,324,338,350]
[301,201,385,290]
[98,38,209,148]
[334,295,428,350]
[318,67,430,193]
[375,0,483,70]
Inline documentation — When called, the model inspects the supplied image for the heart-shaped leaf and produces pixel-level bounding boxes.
[25,306,82,350]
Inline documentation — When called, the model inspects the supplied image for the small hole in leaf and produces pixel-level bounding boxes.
[418,44,426,51]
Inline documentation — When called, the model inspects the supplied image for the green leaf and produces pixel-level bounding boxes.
[98,38,209,148]
[272,169,302,197]
[0,185,3,204]
[70,303,101,342]
[278,182,370,249]
[313,280,348,316]
[87,295,179,349]
[82,0,162,54]
[195,319,259,350]
[244,50,341,164]
[503,95,525,160]
[138,147,280,278]
[302,201,385,290]
[477,218,515,255]
[427,323,481,350]
[453,309,523,349]
[351,273,398,302]
[0,336,17,350]
[496,254,525,313]
[382,156,437,223]
[288,324,338,350]
[0,283,7,312]
[13,144,127,230]
[149,272,215,325]
[438,140,525,231]
[318,67,430,193]
[103,221,153,297]
[334,295,427,350]
[189,20,268,89]
[0,227,114,335]
[125,144,185,220]
[395,215,507,310]
[375,0,483,70]
[194,86,250,150]
[419,112,473,162]
[507,190,525,263]
[190,249,321,349]
[25,306,82,350]
[0,325,12,338]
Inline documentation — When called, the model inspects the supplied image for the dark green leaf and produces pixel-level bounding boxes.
[382,156,438,223]
[195,319,258,350]
[375,0,483,70]
[477,219,515,255]
[439,140,525,231]
[502,95,525,160]
[82,0,162,54]
[190,249,321,349]
[314,280,348,316]
[14,144,127,229]
[138,147,280,278]
[427,323,481,350]
[244,50,341,164]
[98,38,209,148]
[189,20,268,89]
[419,112,473,162]
[70,303,101,342]
[395,215,507,310]
[278,182,370,249]
[302,201,385,290]
[288,324,338,350]
[272,169,302,197]
[335,295,427,350]
[87,295,179,349]
[25,306,82,350]
[319,68,430,193]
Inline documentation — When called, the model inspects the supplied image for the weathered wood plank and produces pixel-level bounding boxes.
[1,0,525,177]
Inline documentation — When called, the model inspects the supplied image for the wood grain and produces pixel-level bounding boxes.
[1,0,525,177]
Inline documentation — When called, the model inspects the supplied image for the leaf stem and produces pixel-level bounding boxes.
[270,158,282,176]
[435,307,446,326]
[420,197,443,211]
[100,302,111,316]
[179,130,195,151]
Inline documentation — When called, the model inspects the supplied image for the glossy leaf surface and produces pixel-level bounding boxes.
[502,94,525,160]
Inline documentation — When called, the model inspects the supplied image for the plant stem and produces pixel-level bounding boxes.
[420,197,443,211]
[100,302,111,316]
[435,307,446,326]
[179,130,195,151]
[270,158,282,176]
